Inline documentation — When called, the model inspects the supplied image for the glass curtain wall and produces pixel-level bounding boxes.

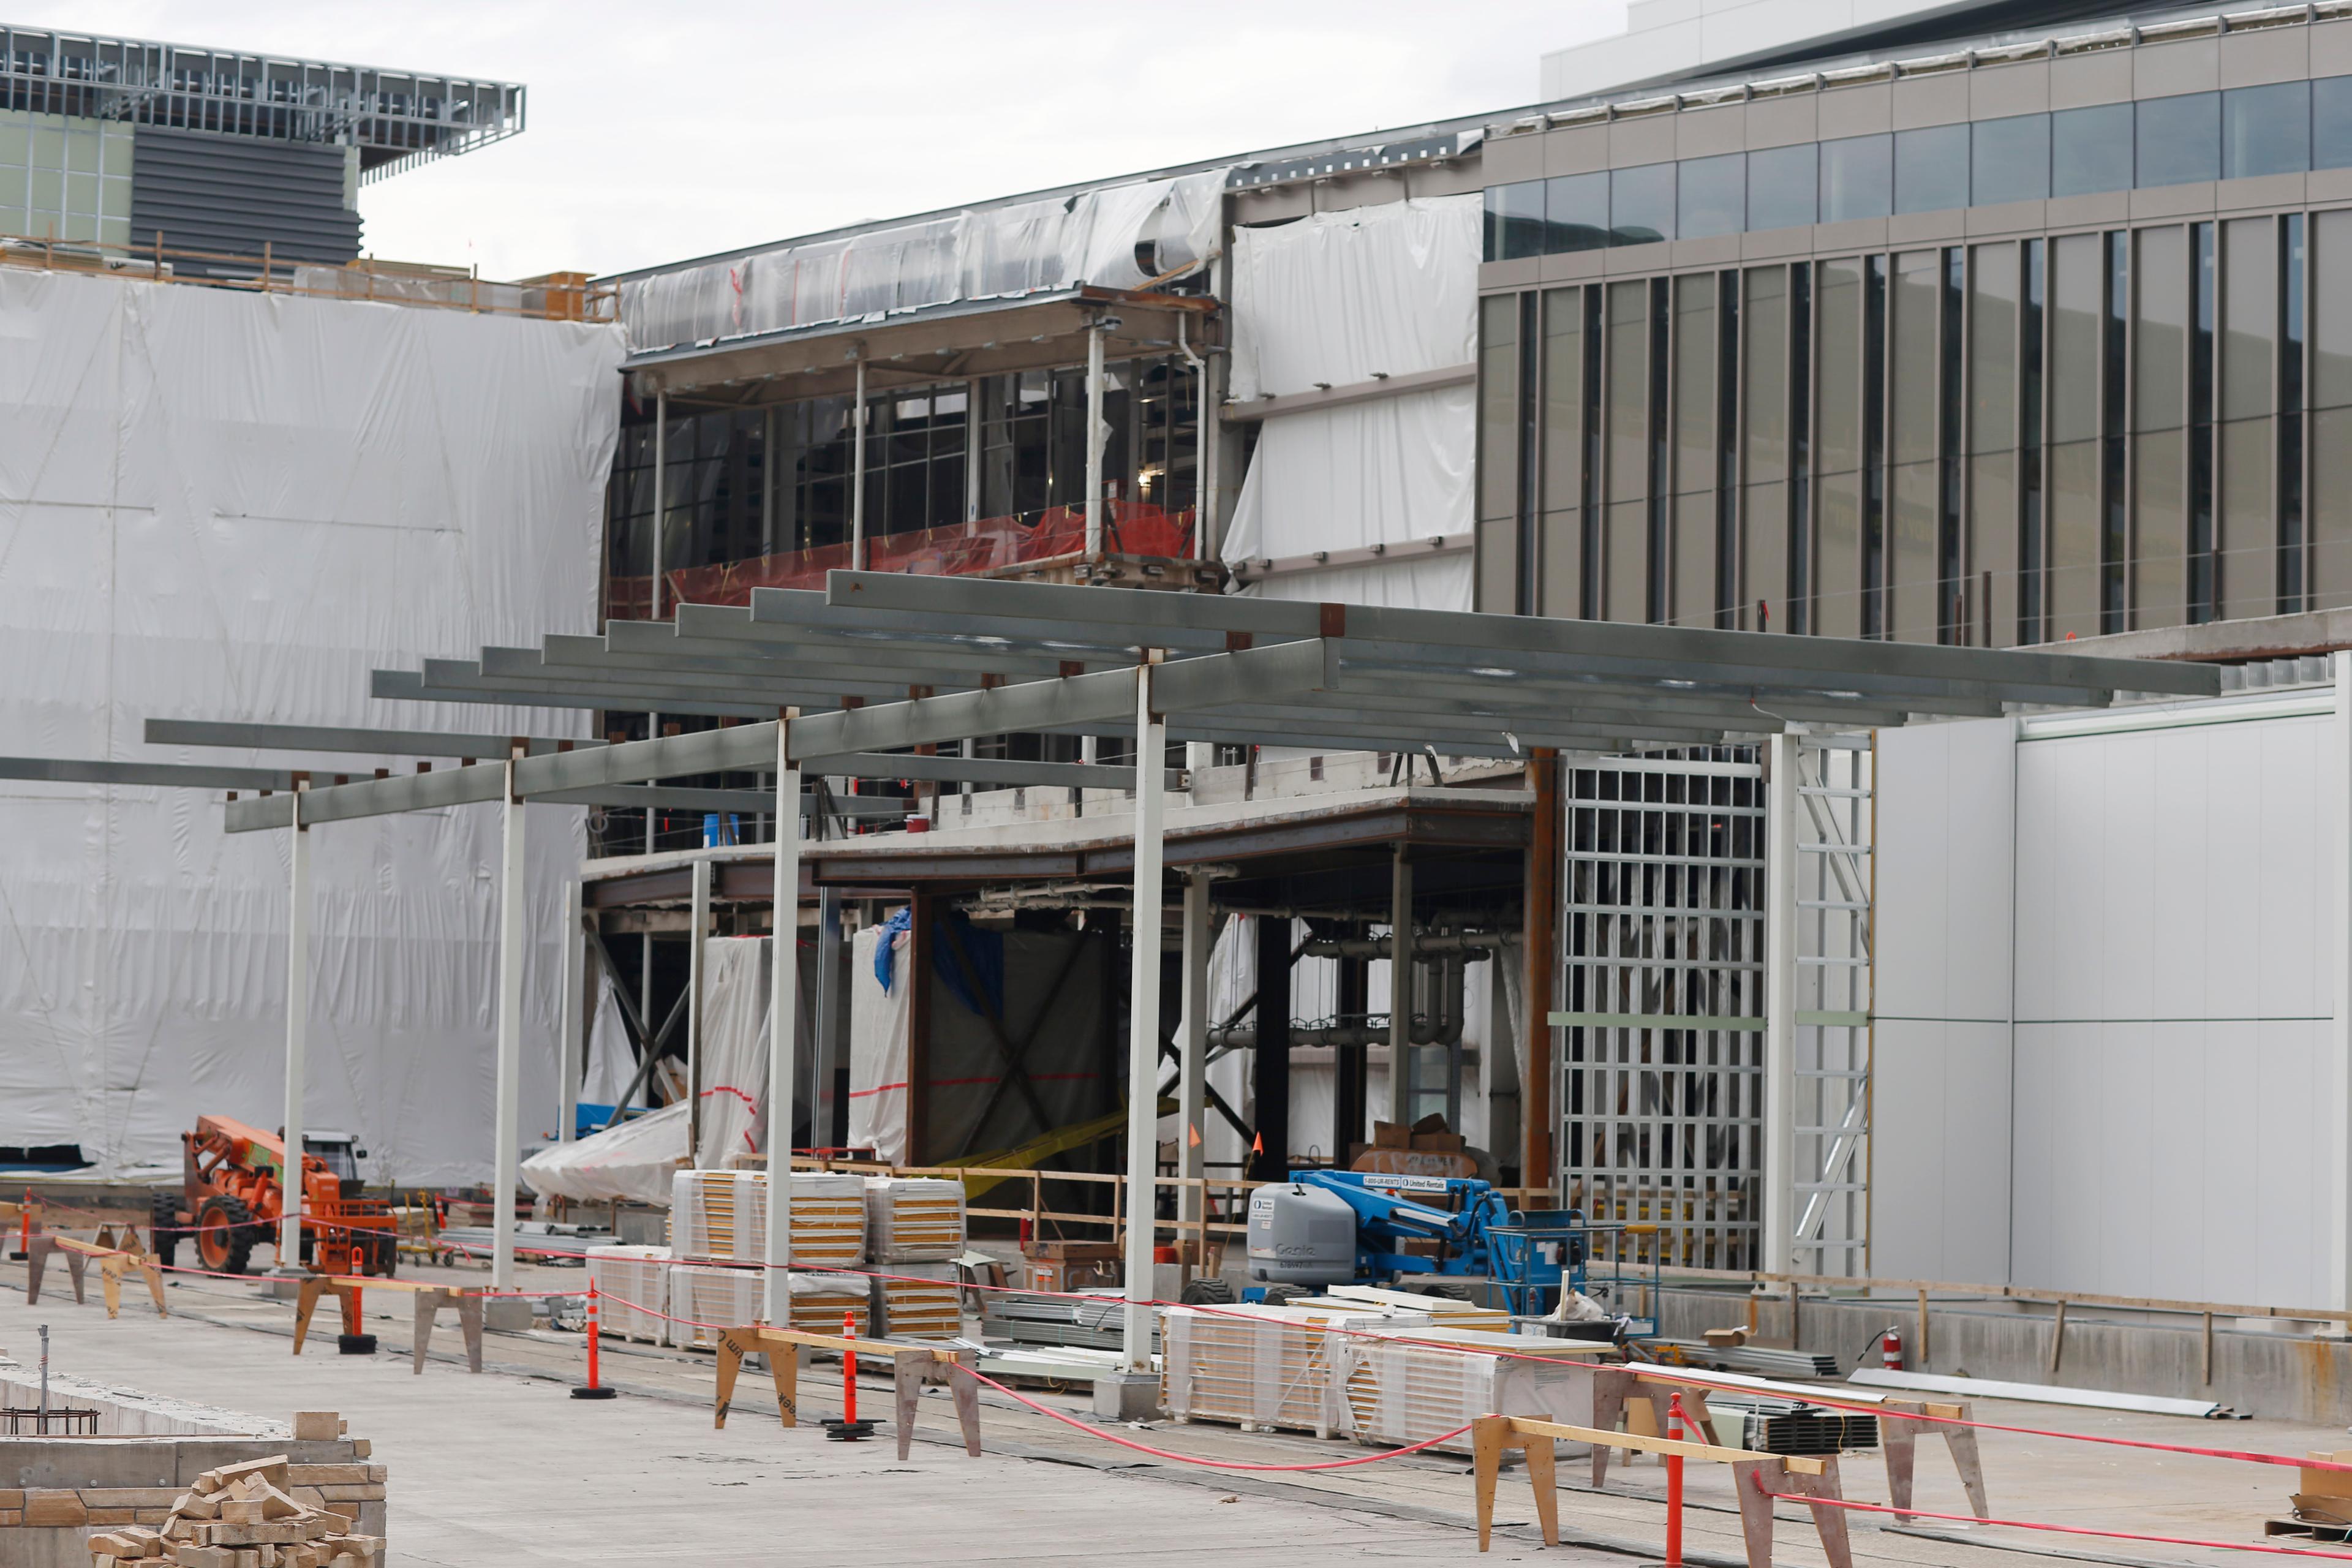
[1477,208,2346,639]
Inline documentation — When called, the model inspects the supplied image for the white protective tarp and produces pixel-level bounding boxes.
[519,1100,687,1207]
[613,169,1227,355]
[693,936,771,1170]
[848,923,911,1163]
[0,266,625,1182]
[1223,195,1480,612]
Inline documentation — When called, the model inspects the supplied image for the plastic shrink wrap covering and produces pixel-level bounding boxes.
[584,1244,673,1343]
[869,1261,962,1343]
[670,1169,867,1268]
[659,1265,872,1348]
[521,1101,687,1207]
[1160,1304,1425,1438]
[861,1176,965,1262]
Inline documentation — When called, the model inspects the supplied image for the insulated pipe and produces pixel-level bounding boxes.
[1300,932,1521,960]
[492,758,527,1291]
[1122,660,1167,1372]
[686,858,711,1164]
[1176,872,1210,1231]
[1084,322,1106,562]
[763,714,801,1325]
[279,788,309,1272]
[1387,849,1414,1125]
[851,359,868,570]
[558,876,583,1145]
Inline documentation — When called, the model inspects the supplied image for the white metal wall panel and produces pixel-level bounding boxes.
[2009,714,2331,1305]
[1870,718,2016,1284]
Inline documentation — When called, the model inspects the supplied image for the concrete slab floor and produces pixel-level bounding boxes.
[4,1253,2347,1568]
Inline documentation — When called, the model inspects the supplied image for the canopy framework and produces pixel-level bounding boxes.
[0,571,2220,1333]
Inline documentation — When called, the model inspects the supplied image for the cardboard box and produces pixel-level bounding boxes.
[1410,1132,1465,1153]
[2302,1452,2352,1501]
[1371,1121,1411,1150]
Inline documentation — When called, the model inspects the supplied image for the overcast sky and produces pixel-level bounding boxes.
[49,1,1629,279]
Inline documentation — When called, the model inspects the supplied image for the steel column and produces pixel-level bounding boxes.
[559,875,583,1144]
[1251,913,1291,1182]
[1084,322,1106,562]
[1123,662,1166,1371]
[687,858,712,1163]
[2334,652,2352,1310]
[763,717,801,1325]
[492,760,527,1291]
[1176,871,1210,1230]
[279,791,310,1270]
[1762,733,1801,1276]
[1525,748,1559,1192]
[812,888,843,1150]
[652,392,667,620]
[851,360,868,570]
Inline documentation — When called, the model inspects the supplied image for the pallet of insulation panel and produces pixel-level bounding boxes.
[663,1262,872,1351]
[1335,1327,1600,1457]
[1161,1304,1425,1439]
[870,1261,962,1341]
[862,1176,967,1262]
[584,1244,672,1344]
[669,1169,868,1269]
[1313,1284,1513,1332]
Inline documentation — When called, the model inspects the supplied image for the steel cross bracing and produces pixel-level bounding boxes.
[1789,738,1874,1277]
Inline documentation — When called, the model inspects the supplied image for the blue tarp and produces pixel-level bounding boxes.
[873,907,1003,1017]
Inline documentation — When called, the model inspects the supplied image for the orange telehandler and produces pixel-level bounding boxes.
[149,1115,397,1277]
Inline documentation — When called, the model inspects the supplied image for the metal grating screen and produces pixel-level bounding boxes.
[1557,750,1764,1272]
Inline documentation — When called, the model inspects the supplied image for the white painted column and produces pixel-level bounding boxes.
[1084,322,1106,562]
[1122,660,1167,1372]
[686,858,712,1166]
[558,876,583,1145]
[1385,849,1414,1126]
[1761,731,1801,1278]
[2332,654,2352,1310]
[850,360,868,570]
[1176,872,1211,1229]
[492,760,527,1291]
[279,788,310,1270]
[763,715,802,1325]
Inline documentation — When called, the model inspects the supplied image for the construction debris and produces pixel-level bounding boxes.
[86,1453,386,1567]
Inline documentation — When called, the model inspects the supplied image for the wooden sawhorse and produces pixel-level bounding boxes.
[26,1233,167,1321]
[292,1275,484,1374]
[713,1323,981,1461]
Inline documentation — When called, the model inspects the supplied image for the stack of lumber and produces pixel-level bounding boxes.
[86,1455,384,1568]
[669,1170,867,1268]
[582,1244,672,1343]
[1161,1303,1423,1438]
[664,1265,872,1350]
[869,1262,961,1341]
[1336,1327,1598,1457]
[861,1177,965,1261]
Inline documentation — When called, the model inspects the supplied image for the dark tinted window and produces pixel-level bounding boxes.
[1894,123,1970,215]
[1678,152,1745,239]
[1545,172,1609,254]
[1972,113,2050,205]
[2051,103,2135,196]
[2318,75,2352,168]
[1746,142,1817,231]
[1820,134,1892,222]
[1484,181,1546,262]
[2138,92,2220,187]
[2223,80,2309,179]
[1610,162,1675,246]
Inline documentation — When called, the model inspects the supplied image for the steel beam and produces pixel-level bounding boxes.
[0,757,295,791]
[144,719,603,759]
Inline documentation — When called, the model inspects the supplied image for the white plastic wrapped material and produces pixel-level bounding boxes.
[612,170,1226,355]
[584,1244,673,1344]
[861,1176,965,1262]
[848,925,911,1163]
[520,1101,686,1206]
[1160,1304,1421,1438]
[869,1261,961,1343]
[663,1265,870,1348]
[0,266,624,1182]
[1336,1329,1597,1455]
[1222,195,1479,614]
[692,937,772,1170]
[669,1169,867,1268]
